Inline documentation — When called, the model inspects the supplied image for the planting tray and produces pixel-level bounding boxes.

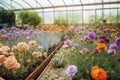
[25,41,63,80]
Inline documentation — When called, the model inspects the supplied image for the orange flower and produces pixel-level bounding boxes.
[28,40,37,47]
[0,46,10,53]
[4,56,20,70]
[91,66,107,80]
[0,55,6,65]
[1,34,6,39]
[96,43,107,52]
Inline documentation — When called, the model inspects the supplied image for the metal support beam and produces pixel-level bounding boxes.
[22,0,34,10]
[12,0,24,9]
[62,0,67,7]
[0,3,9,9]
[48,0,55,8]
[35,0,43,9]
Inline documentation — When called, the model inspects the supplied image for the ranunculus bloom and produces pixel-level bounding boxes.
[91,66,107,80]
[115,38,120,46]
[4,56,20,70]
[0,55,6,65]
[107,49,116,54]
[66,65,77,76]
[0,46,10,52]
[109,43,117,49]
[64,39,71,45]
[28,40,37,47]
[96,43,107,52]
[32,52,42,58]
[84,36,90,40]
[88,32,96,39]
[93,48,99,53]
[64,35,69,40]
[73,43,79,48]
[17,42,29,52]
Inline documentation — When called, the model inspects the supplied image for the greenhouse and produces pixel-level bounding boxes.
[0,0,120,80]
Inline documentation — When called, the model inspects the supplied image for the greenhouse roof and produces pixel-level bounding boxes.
[0,0,120,11]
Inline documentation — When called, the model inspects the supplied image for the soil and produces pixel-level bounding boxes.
[37,61,72,80]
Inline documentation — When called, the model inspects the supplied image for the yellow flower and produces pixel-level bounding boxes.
[11,45,17,52]
[28,40,37,47]
[17,42,29,52]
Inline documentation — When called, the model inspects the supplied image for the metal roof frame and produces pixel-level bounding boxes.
[0,3,9,9]
[12,0,24,9]
[12,1,120,11]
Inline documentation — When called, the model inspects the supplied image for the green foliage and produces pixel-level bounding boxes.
[0,7,15,26]
[89,14,120,28]
[18,9,41,26]
[54,17,70,26]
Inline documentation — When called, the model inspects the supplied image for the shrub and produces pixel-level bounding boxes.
[18,9,41,26]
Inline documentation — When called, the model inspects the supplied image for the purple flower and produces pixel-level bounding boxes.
[23,24,30,30]
[107,49,116,54]
[64,35,69,40]
[66,65,77,76]
[85,25,90,28]
[87,32,96,39]
[73,43,79,48]
[0,29,7,34]
[93,48,99,53]
[64,40,71,45]
[11,27,17,31]
[7,33,13,37]
[111,29,116,32]
[75,28,80,32]
[29,30,34,34]
[102,29,107,33]
[109,43,117,49]
[15,34,21,39]
[115,38,120,46]
[84,36,90,40]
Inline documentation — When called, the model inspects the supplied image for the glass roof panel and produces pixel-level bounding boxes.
[23,0,38,8]
[36,0,51,7]
[64,0,81,5]
[63,0,72,5]
[49,0,64,6]
[81,0,102,4]
[13,0,30,8]
[103,0,118,2]
[104,4,118,8]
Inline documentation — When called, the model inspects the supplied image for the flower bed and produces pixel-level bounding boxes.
[0,25,65,80]
[48,26,120,80]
